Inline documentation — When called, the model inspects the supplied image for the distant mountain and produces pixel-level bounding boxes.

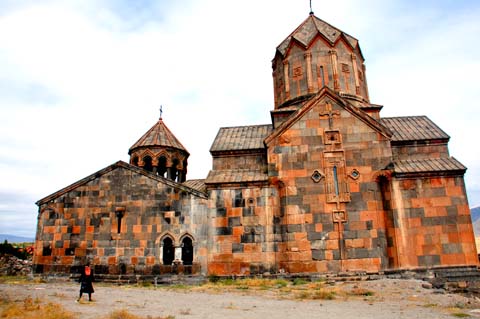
[471,206,480,222]
[0,234,34,243]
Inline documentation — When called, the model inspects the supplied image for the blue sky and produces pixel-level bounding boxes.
[0,0,479,237]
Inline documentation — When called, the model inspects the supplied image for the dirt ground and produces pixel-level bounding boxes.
[2,278,480,318]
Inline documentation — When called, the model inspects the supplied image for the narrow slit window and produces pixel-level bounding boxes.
[333,165,339,196]
[320,66,325,87]
[115,208,125,234]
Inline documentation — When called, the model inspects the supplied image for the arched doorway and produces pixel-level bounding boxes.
[181,237,193,265]
[162,237,174,265]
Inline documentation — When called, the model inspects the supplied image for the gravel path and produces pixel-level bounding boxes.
[2,279,480,318]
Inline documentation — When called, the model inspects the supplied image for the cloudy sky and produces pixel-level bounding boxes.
[0,0,479,238]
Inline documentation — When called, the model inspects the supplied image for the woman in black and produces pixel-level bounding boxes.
[77,264,94,302]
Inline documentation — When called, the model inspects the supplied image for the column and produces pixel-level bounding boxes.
[283,59,290,99]
[329,50,340,91]
[304,52,314,93]
[351,53,360,95]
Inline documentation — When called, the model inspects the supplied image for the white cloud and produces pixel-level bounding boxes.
[0,0,479,237]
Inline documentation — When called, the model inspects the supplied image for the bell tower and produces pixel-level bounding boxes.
[129,114,189,183]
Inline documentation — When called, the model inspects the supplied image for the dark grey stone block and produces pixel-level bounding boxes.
[312,249,325,260]
[216,227,232,235]
[418,255,441,266]
[228,217,241,227]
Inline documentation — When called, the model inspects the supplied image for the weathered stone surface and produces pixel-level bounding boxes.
[33,12,477,278]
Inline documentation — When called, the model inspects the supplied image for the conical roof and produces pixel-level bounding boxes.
[276,14,359,57]
[129,118,188,155]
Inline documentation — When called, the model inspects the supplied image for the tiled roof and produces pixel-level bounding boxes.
[393,157,466,175]
[129,118,188,154]
[210,124,272,153]
[277,14,359,57]
[205,169,268,184]
[381,116,449,142]
[182,179,206,193]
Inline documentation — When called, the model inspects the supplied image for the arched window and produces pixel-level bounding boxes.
[132,156,139,167]
[171,158,179,182]
[181,237,193,265]
[157,156,167,177]
[162,237,174,265]
[143,156,153,172]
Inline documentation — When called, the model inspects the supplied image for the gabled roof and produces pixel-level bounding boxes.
[36,161,207,206]
[129,118,188,155]
[381,116,450,143]
[182,179,206,193]
[205,169,268,185]
[276,14,360,58]
[393,157,466,177]
[210,124,272,154]
[265,87,391,146]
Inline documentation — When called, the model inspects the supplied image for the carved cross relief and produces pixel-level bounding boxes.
[319,102,340,130]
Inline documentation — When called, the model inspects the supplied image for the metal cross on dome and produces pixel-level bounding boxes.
[159,105,163,119]
[310,0,314,15]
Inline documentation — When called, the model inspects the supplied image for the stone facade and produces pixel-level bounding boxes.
[34,13,477,277]
[35,163,208,275]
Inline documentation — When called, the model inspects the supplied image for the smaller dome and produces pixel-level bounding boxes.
[129,117,189,183]
[129,118,188,155]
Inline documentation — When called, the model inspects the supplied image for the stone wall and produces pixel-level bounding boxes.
[389,175,478,269]
[207,187,278,275]
[34,164,209,275]
[267,94,392,273]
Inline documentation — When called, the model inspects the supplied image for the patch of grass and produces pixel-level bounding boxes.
[208,274,220,283]
[236,285,249,290]
[217,278,235,286]
[348,288,375,297]
[0,297,75,319]
[451,313,470,318]
[0,276,31,284]
[139,281,152,288]
[292,278,308,286]
[312,289,336,300]
[295,291,311,299]
[274,279,289,288]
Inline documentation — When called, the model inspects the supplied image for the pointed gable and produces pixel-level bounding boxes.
[276,14,360,58]
[36,161,207,206]
[265,87,391,146]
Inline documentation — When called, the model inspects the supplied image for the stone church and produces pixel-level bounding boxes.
[34,13,478,277]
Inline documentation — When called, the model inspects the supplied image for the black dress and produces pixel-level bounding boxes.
[79,271,94,294]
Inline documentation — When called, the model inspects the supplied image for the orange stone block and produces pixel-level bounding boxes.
[232,226,243,236]
[72,226,81,234]
[326,240,338,250]
[408,218,421,228]
[208,262,228,275]
[108,256,117,265]
[430,178,444,188]
[440,253,466,265]
[349,182,360,193]
[214,217,228,227]
[146,256,155,265]
[75,248,86,256]
[132,225,142,233]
